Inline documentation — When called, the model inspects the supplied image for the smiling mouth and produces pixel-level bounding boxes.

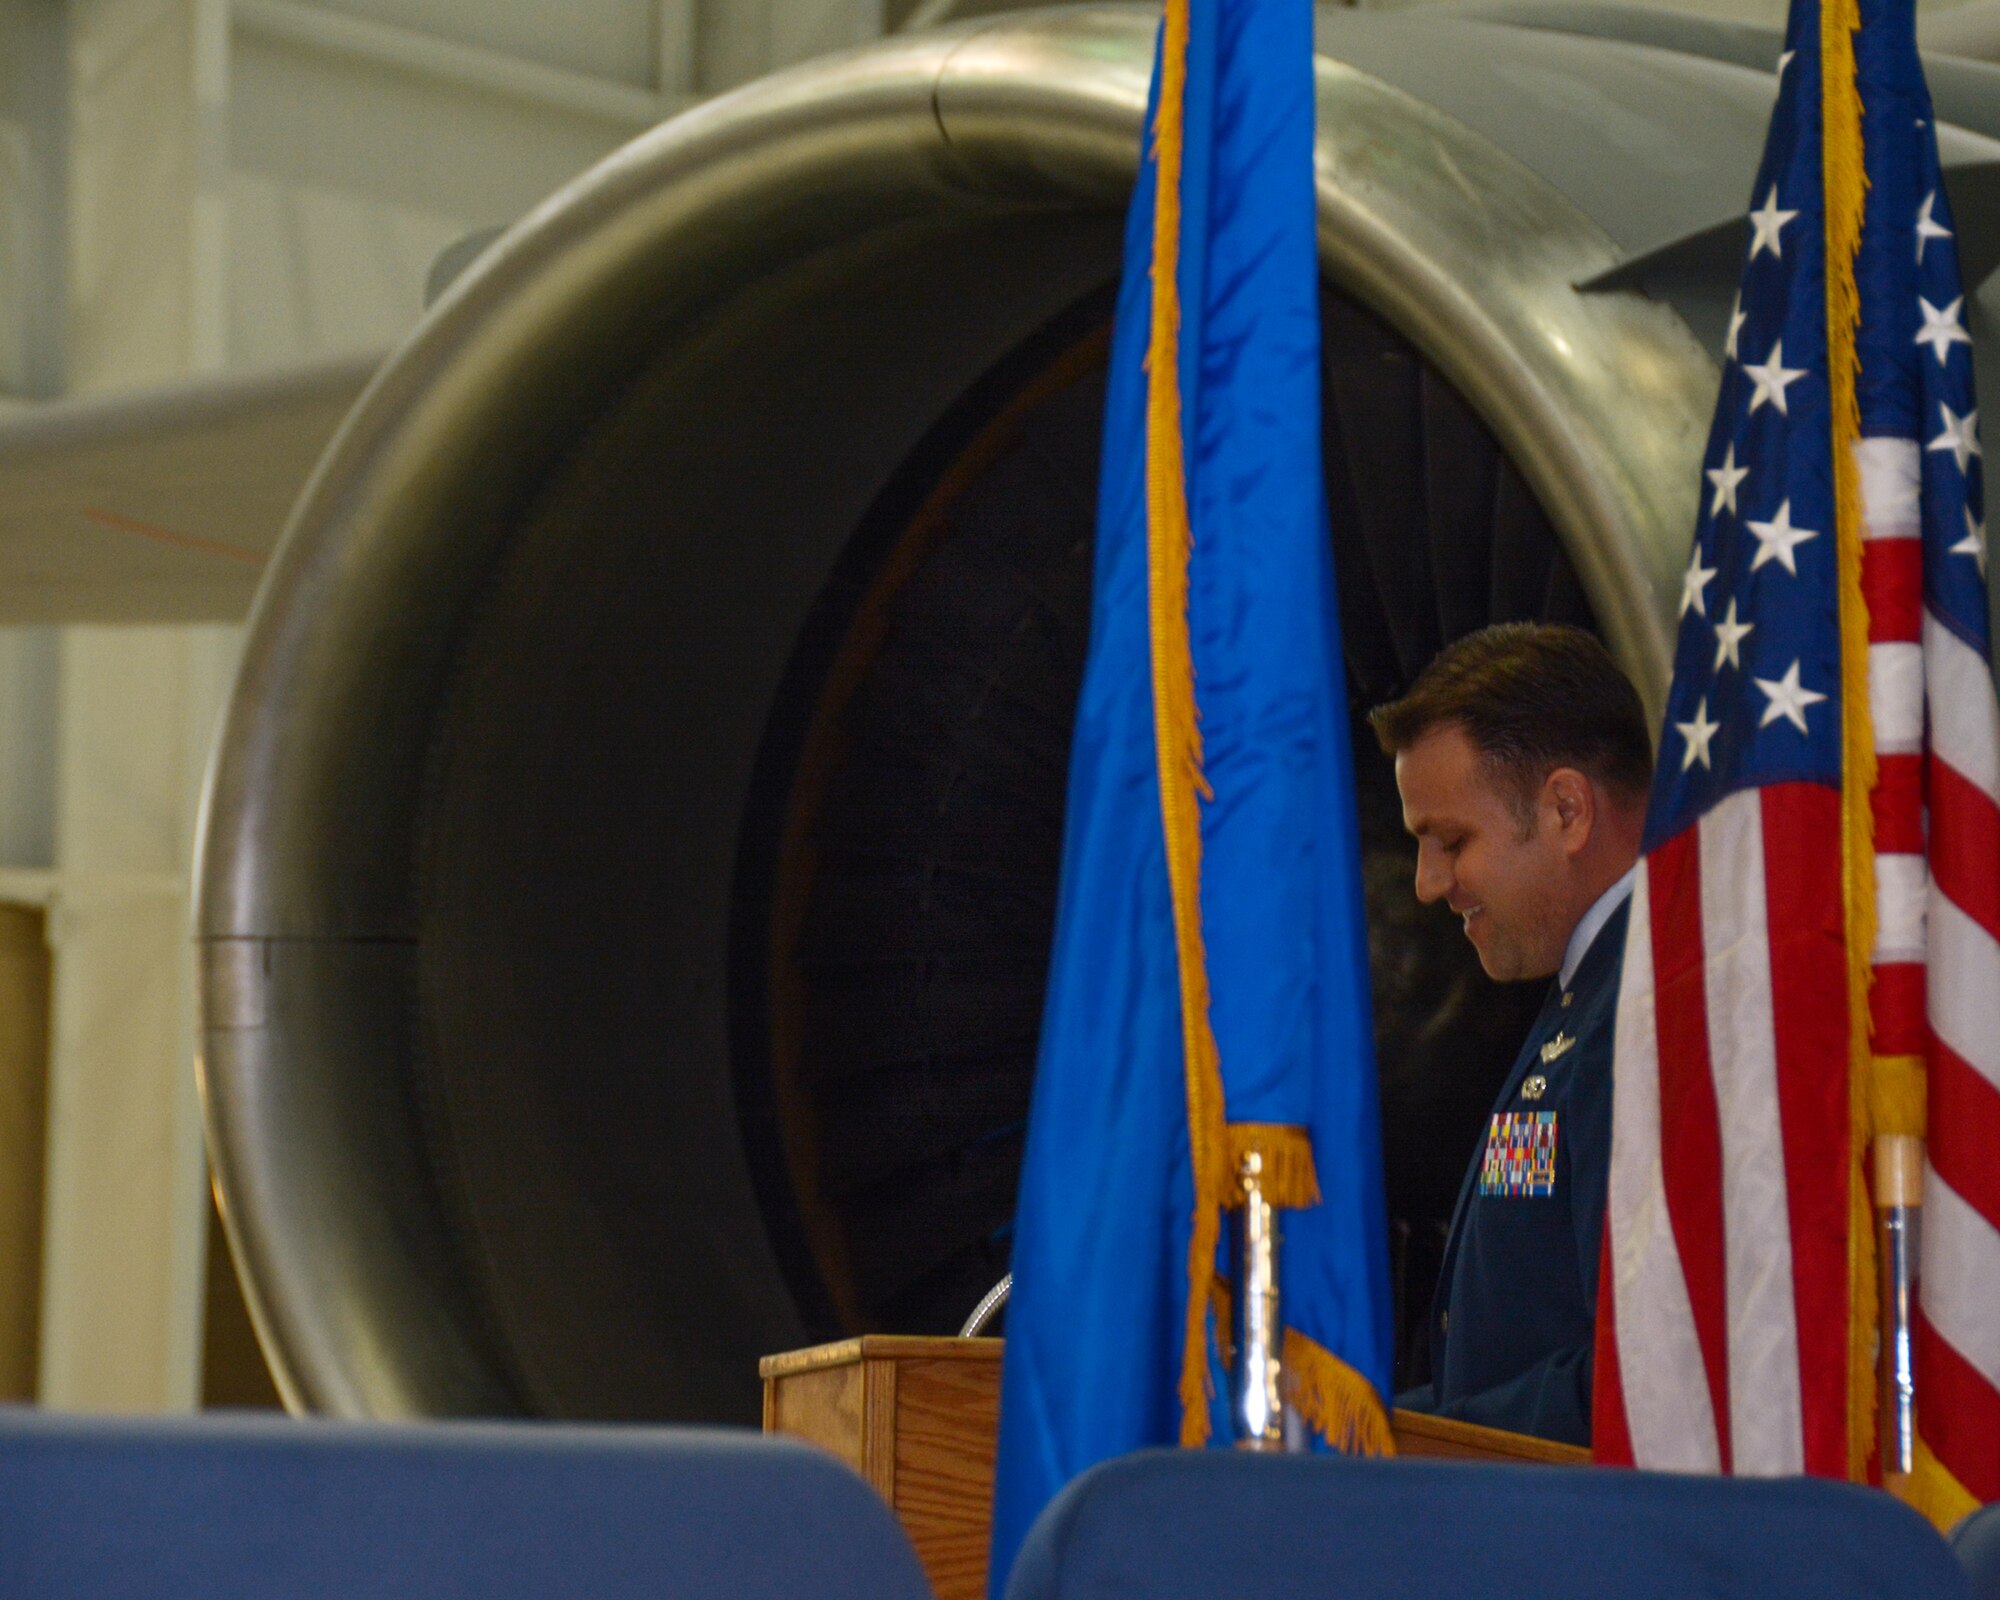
[1458,905,1484,932]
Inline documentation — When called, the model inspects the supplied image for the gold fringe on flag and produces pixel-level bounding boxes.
[1142,0,1231,1450]
[1819,0,1887,1484]
[1224,1123,1323,1210]
[1907,1438,1981,1529]
[1282,1330,1396,1457]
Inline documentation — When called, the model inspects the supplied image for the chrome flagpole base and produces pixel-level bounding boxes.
[1231,1150,1286,1451]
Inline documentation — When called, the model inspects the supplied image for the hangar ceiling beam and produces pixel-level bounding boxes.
[233,0,692,132]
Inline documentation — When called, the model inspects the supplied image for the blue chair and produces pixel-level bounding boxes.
[0,1410,932,1600]
[1952,1500,2000,1599]
[1004,1449,1968,1600]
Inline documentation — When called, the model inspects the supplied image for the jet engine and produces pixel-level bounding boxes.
[194,2,2000,1423]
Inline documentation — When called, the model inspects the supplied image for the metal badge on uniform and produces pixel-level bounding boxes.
[1479,1111,1558,1197]
[1539,1030,1576,1065]
[1521,1073,1548,1101]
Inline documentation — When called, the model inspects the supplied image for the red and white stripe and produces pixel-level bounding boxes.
[1920,596,2000,1504]
[1863,436,2000,1502]
[1862,440,1926,1066]
[1600,781,1849,1475]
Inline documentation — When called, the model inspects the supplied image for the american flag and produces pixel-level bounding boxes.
[1593,0,2000,1514]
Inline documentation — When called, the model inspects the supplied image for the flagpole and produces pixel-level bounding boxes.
[1230,1150,1285,1451]
[1873,1134,1922,1488]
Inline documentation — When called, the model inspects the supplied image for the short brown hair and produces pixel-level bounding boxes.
[1367,623,1653,811]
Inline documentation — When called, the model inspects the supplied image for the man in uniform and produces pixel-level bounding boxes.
[1369,622,1651,1446]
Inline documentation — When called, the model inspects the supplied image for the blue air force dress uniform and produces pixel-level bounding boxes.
[1405,870,1635,1447]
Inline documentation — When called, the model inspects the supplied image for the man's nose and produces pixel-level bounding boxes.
[1413,847,1449,905]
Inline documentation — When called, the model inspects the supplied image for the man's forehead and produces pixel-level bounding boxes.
[1394,725,1491,829]
[1399,791,1475,837]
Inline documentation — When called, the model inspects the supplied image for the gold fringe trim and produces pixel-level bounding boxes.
[1143,0,1229,1451]
[1224,1124,1322,1210]
[1904,1437,1981,1532]
[1282,1330,1395,1456]
[1820,0,1877,1484]
[1869,1053,1927,1140]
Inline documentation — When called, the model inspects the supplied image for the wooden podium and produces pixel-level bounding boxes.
[761,1337,1586,1600]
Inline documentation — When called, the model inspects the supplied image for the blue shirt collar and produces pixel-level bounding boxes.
[1559,864,1638,991]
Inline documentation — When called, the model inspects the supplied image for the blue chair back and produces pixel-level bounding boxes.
[1004,1450,1968,1600]
[1953,1500,2000,1600]
[0,1410,932,1600]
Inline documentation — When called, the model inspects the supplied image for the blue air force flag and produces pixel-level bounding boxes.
[986,0,1396,1589]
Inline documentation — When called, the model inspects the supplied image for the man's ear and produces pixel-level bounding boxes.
[1546,767,1595,853]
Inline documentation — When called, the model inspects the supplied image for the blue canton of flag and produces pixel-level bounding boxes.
[1650,38,1843,824]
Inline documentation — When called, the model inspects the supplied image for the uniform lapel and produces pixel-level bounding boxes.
[1423,895,1633,1379]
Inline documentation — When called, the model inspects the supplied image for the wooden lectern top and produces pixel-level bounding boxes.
[1390,1406,1589,1466]
[761,1336,1587,1600]
[760,1334,1004,1379]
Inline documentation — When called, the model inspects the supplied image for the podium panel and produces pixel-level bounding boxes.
[763,1338,1003,1600]
[762,1337,1586,1600]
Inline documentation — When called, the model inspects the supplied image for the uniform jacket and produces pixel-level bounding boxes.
[1410,897,1629,1446]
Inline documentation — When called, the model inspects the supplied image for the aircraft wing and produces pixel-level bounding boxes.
[0,355,379,624]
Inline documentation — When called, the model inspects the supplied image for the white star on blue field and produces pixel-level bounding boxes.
[1644,31,1987,847]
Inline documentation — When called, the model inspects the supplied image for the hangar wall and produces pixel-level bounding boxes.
[0,0,882,1413]
[0,0,1981,1413]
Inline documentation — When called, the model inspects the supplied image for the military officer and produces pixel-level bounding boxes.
[1369,623,1652,1447]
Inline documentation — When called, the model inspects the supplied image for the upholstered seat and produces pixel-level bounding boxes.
[1005,1450,1966,1600]
[0,1410,931,1600]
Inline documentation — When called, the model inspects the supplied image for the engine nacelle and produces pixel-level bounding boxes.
[199,5,1901,1422]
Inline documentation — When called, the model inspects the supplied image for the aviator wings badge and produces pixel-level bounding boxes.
[1539,1031,1576,1066]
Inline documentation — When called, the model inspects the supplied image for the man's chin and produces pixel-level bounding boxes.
[1468,932,1536,984]
[1474,945,1560,985]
